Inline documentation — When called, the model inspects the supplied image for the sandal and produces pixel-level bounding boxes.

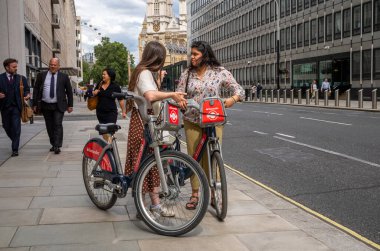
[185,196,199,210]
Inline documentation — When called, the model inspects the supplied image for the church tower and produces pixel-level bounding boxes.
[139,0,187,66]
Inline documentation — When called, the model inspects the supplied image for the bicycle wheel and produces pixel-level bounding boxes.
[82,154,117,210]
[134,150,209,236]
[211,151,227,221]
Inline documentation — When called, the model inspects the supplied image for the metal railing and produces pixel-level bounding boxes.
[248,88,379,110]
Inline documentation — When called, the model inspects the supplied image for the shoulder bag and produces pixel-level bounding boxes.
[19,77,33,123]
[87,85,99,111]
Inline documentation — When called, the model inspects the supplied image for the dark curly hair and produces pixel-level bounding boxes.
[189,41,220,70]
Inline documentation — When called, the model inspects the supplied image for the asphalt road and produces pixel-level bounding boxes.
[221,103,380,245]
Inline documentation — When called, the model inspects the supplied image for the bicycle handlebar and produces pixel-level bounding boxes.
[112,91,150,123]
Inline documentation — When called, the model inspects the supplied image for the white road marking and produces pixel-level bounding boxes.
[300,117,352,126]
[274,136,380,168]
[275,133,295,138]
[253,131,268,135]
[226,122,232,125]
[252,111,283,115]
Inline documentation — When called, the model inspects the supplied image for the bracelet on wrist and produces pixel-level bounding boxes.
[231,96,237,103]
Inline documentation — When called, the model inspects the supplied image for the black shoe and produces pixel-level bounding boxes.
[54,147,61,154]
[49,147,54,152]
[11,151,18,157]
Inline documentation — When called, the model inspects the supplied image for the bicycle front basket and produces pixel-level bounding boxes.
[155,100,182,131]
[199,97,227,128]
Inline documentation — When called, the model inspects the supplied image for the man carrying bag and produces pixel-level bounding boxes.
[0,58,30,157]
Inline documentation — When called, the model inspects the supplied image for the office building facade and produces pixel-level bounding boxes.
[0,0,82,87]
[188,0,380,96]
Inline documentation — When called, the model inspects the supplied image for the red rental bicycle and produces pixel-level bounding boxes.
[82,92,209,236]
[178,98,228,221]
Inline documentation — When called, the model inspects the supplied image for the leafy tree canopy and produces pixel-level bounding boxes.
[85,37,135,86]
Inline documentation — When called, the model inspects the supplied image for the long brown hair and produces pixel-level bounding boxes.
[128,41,166,91]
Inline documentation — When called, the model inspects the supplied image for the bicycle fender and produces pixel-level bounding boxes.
[83,138,117,174]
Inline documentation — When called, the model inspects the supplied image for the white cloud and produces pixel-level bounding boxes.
[76,0,181,63]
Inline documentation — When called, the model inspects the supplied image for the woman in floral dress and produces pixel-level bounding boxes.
[176,41,245,210]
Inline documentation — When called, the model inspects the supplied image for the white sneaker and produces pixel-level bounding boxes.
[150,204,175,218]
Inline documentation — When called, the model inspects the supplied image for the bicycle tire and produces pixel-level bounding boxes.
[133,150,209,236]
[211,151,227,221]
[82,139,117,210]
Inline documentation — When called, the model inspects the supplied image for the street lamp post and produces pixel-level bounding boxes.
[127,52,131,85]
[274,0,280,90]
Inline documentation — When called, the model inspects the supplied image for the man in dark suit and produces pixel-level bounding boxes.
[0,58,30,156]
[33,58,73,154]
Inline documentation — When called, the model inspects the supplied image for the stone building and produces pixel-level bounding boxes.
[139,0,188,66]
[188,0,380,96]
[0,0,82,88]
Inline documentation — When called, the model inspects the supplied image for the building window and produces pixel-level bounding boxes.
[154,0,160,15]
[257,6,261,27]
[266,3,270,23]
[286,0,291,15]
[374,48,380,79]
[318,16,324,43]
[297,0,303,11]
[253,37,257,56]
[362,50,371,80]
[253,9,256,28]
[262,5,266,24]
[262,35,266,54]
[258,35,261,56]
[326,14,332,41]
[291,25,297,48]
[310,19,317,44]
[271,32,275,53]
[352,51,360,80]
[334,11,342,39]
[318,0,324,4]
[304,21,310,45]
[270,1,275,21]
[362,2,371,33]
[343,8,351,38]
[266,33,270,54]
[280,0,285,17]
[375,0,380,31]
[352,5,361,36]
[311,0,316,7]
[286,27,291,50]
[280,29,285,51]
[304,0,309,9]
[292,0,297,14]
[297,23,303,47]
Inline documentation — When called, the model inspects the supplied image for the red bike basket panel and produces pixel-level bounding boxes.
[155,100,182,131]
[83,141,113,172]
[199,97,226,127]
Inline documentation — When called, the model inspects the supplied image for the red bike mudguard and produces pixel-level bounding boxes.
[83,138,115,172]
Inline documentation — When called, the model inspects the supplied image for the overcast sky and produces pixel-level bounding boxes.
[76,0,180,62]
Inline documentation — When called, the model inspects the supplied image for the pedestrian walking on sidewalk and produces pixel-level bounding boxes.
[124,41,186,218]
[0,58,30,157]
[176,41,244,210]
[33,58,73,154]
[92,68,126,142]
[311,79,318,101]
[320,78,331,99]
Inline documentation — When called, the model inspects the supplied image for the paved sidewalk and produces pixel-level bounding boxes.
[0,101,376,251]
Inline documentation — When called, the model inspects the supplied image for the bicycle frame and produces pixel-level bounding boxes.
[192,126,223,183]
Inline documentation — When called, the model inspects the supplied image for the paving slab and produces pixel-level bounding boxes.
[39,206,128,224]
[29,241,140,251]
[227,200,272,216]
[236,231,331,251]
[0,209,41,226]
[138,234,250,251]
[0,248,30,251]
[0,197,32,210]
[10,223,116,247]
[29,195,93,208]
[0,178,42,188]
[40,177,83,187]
[50,185,86,196]
[0,227,17,247]
[0,187,51,198]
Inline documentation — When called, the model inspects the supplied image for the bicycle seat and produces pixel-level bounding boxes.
[95,123,121,135]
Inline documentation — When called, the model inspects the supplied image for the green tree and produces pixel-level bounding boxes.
[91,37,134,86]
[82,61,91,85]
